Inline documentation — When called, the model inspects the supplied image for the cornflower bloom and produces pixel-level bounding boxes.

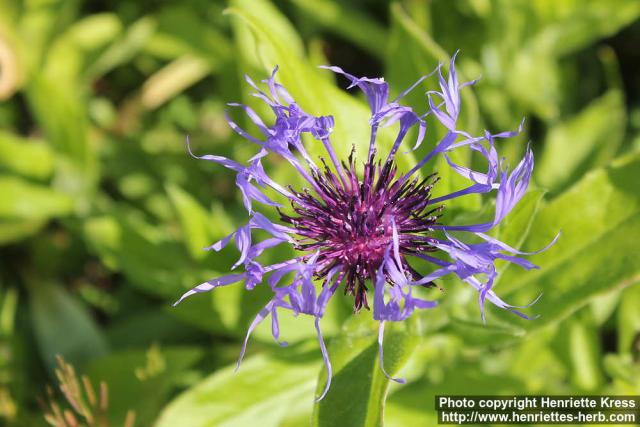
[174,52,557,400]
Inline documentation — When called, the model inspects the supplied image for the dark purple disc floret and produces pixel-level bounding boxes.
[281,149,442,312]
[174,52,559,401]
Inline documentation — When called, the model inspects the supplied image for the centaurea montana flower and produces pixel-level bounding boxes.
[174,53,558,401]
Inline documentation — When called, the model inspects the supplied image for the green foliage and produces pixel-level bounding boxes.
[156,349,319,427]
[312,316,418,427]
[0,0,639,426]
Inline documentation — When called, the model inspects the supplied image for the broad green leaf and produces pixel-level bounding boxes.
[87,345,203,427]
[227,0,415,171]
[494,153,640,329]
[505,48,561,121]
[0,176,73,220]
[386,359,525,426]
[166,183,213,260]
[537,90,626,193]
[28,281,108,373]
[155,350,320,427]
[444,317,525,348]
[312,315,418,427]
[0,132,54,180]
[290,0,387,58]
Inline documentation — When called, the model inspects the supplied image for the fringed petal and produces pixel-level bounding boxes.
[314,317,333,402]
[173,273,246,306]
[377,321,406,384]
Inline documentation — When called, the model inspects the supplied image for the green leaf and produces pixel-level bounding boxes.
[166,183,214,260]
[537,90,626,193]
[386,356,525,426]
[28,281,108,373]
[494,152,640,330]
[504,48,561,121]
[0,175,73,220]
[445,317,526,347]
[312,315,418,427]
[289,0,388,58]
[155,350,319,427]
[528,0,640,57]
[0,131,54,180]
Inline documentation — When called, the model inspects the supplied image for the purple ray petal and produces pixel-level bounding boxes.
[314,317,333,401]
[378,321,406,384]
[173,273,246,306]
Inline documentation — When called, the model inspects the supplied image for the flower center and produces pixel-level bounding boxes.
[280,153,442,311]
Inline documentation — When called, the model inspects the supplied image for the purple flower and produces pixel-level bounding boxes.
[174,53,558,400]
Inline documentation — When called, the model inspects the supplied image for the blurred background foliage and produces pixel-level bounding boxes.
[0,0,639,426]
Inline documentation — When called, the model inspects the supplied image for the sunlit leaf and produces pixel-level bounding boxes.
[166,183,213,260]
[0,131,54,180]
[312,316,418,427]
[155,350,319,427]
[537,90,626,194]
[495,152,640,329]
[0,175,73,220]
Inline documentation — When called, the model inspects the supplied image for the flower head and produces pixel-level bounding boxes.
[174,53,558,400]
